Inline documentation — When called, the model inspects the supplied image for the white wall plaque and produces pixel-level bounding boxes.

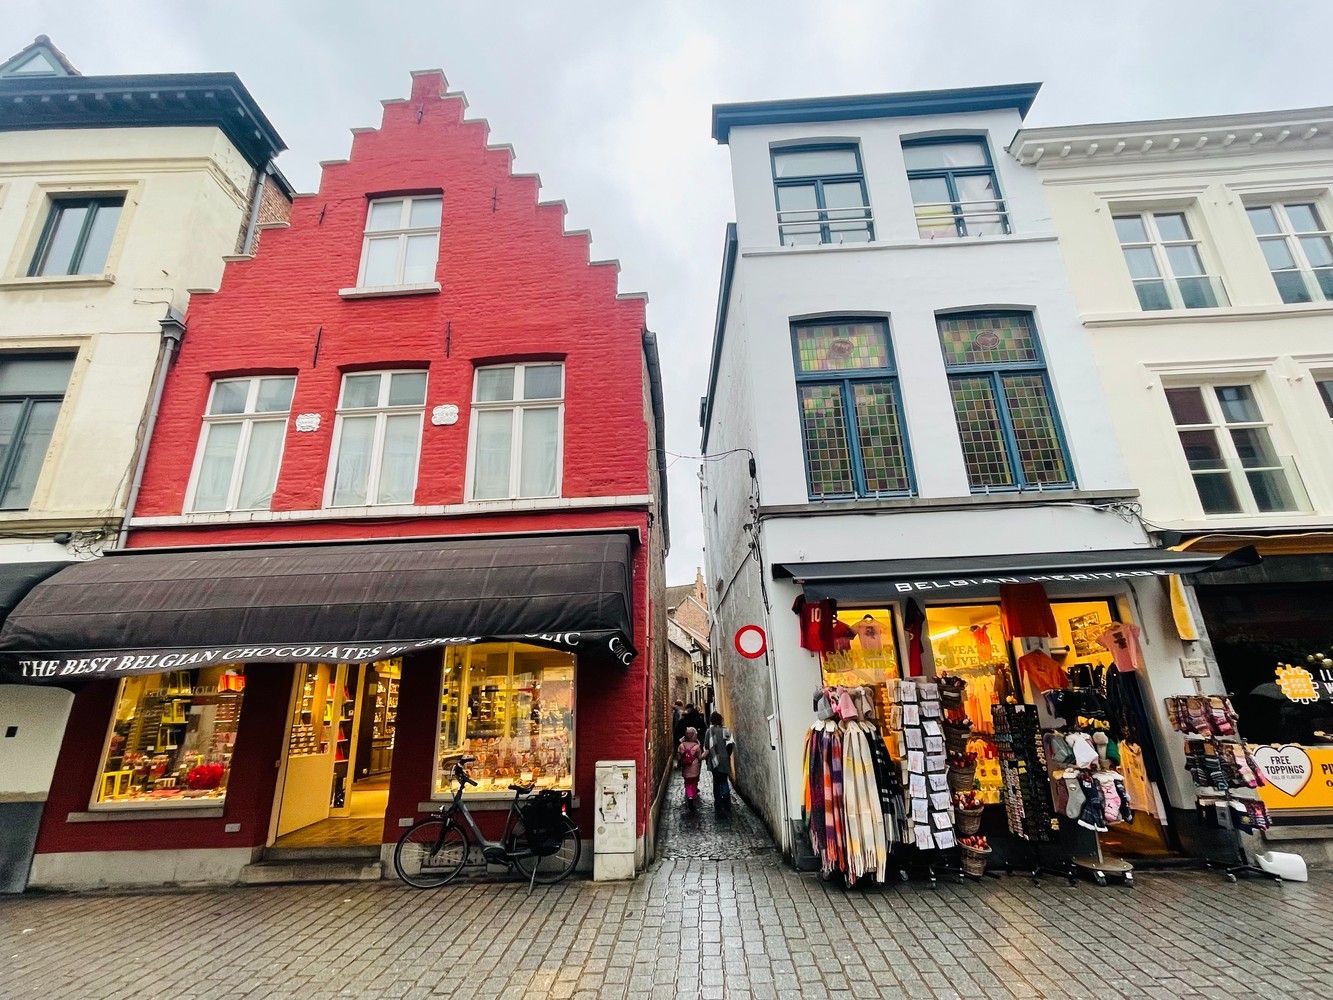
[431,404,459,426]
[295,413,321,432]
[1180,656,1208,678]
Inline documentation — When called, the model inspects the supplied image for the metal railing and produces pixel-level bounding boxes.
[1132,274,1229,311]
[778,206,874,246]
[913,198,1011,239]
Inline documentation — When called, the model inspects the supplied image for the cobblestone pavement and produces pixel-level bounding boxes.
[657,769,777,861]
[2,781,1332,1000]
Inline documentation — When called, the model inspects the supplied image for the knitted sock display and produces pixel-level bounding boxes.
[1063,769,1085,820]
[1113,777,1132,823]
[1098,775,1122,827]
[1092,731,1110,767]
[1077,772,1107,832]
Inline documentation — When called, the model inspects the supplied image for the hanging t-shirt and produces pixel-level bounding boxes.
[999,583,1058,640]
[1018,649,1067,694]
[1096,622,1144,673]
[793,595,837,652]
[971,623,993,661]
[851,618,884,653]
[832,620,855,653]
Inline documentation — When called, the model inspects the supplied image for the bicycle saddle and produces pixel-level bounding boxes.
[509,782,535,794]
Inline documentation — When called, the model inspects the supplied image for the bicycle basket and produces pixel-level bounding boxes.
[520,789,571,857]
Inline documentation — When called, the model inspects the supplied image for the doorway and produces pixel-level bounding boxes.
[271,659,400,849]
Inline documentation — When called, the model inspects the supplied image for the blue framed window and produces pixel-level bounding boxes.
[937,312,1072,492]
[772,146,873,247]
[903,137,1008,239]
[792,319,913,499]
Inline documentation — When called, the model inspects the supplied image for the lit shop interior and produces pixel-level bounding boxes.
[807,587,1177,882]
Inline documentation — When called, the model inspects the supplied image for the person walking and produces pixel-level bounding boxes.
[678,726,705,810]
[704,711,735,813]
[674,703,706,746]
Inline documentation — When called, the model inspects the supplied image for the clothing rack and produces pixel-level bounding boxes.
[1174,677,1279,884]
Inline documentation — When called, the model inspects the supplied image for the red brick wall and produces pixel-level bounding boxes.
[137,70,648,518]
[29,71,659,861]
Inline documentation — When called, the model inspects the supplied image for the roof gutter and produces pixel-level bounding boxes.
[699,223,738,453]
[115,309,186,550]
[642,328,670,552]
[241,158,273,255]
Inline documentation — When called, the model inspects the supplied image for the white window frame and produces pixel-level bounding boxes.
[324,369,427,508]
[1114,209,1226,311]
[185,376,295,513]
[466,362,564,501]
[1167,381,1297,516]
[356,195,442,289]
[1246,200,1333,303]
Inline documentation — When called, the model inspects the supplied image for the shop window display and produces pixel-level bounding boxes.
[820,608,900,687]
[436,643,574,795]
[927,605,1009,803]
[96,666,244,805]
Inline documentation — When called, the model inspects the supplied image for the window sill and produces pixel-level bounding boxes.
[338,282,441,300]
[744,232,1057,258]
[1083,300,1333,327]
[758,488,1136,518]
[0,273,115,290]
[68,803,226,822]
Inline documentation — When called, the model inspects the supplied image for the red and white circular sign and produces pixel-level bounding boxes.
[734,625,767,659]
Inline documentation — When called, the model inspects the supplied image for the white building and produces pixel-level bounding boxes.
[1015,106,1333,865]
[701,84,1227,866]
[0,37,289,892]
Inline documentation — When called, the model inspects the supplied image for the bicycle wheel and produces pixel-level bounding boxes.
[512,816,582,884]
[394,818,468,888]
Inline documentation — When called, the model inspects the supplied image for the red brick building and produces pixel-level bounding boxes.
[7,71,668,888]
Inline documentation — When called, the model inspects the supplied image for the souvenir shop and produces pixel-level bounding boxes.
[0,532,645,889]
[785,547,1258,886]
[1181,536,1333,866]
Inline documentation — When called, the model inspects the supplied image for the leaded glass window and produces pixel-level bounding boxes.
[792,320,912,499]
[937,313,1072,492]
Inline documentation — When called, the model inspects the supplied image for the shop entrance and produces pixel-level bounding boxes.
[271,659,400,848]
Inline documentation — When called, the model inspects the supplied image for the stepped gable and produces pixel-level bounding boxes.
[138,69,650,517]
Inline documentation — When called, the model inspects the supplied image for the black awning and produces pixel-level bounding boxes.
[1,533,636,682]
[0,561,68,620]
[777,546,1255,602]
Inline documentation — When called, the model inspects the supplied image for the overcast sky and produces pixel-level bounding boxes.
[12,1,1333,582]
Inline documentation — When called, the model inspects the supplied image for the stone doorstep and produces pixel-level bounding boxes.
[239,859,384,885]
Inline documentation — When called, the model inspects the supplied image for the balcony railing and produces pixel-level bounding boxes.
[913,198,1011,239]
[1132,274,1229,311]
[778,206,874,247]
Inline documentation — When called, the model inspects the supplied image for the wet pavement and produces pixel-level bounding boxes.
[2,775,1332,999]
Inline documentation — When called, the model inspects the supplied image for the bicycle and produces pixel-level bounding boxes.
[393,754,582,889]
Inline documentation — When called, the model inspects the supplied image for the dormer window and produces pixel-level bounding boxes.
[357,195,442,289]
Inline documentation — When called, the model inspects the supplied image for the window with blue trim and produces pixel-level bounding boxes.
[772,146,873,247]
[937,312,1072,491]
[903,138,1008,239]
[793,320,912,499]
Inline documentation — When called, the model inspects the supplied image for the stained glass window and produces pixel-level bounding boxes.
[938,313,1072,492]
[793,320,912,498]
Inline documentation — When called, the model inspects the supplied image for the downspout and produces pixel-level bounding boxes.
[240,159,273,256]
[115,309,185,549]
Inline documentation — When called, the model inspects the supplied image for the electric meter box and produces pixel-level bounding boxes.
[593,759,636,881]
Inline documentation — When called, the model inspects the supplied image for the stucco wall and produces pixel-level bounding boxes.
[0,125,260,543]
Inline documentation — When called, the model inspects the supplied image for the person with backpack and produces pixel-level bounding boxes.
[678,726,705,810]
[704,711,735,813]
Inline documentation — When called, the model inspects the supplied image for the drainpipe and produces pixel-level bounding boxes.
[240,158,273,256]
[115,309,186,549]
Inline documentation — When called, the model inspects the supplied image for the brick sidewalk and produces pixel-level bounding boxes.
[2,783,1331,999]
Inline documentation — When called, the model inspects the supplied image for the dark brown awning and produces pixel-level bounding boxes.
[0,532,636,682]
[777,546,1258,601]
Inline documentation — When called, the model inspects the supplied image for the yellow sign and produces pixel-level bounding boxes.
[1252,744,1333,811]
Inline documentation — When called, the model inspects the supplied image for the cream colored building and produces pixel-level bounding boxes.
[0,37,289,567]
[0,37,289,893]
[1015,107,1333,866]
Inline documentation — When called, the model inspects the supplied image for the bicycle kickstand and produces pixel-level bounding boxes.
[528,858,539,894]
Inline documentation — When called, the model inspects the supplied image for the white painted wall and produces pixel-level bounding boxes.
[704,104,1165,843]
[0,125,257,551]
[1017,117,1333,532]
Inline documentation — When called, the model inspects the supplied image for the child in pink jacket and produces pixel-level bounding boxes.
[678,726,704,809]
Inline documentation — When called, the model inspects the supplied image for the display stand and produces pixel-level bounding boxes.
[991,702,1076,885]
[1169,679,1279,884]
